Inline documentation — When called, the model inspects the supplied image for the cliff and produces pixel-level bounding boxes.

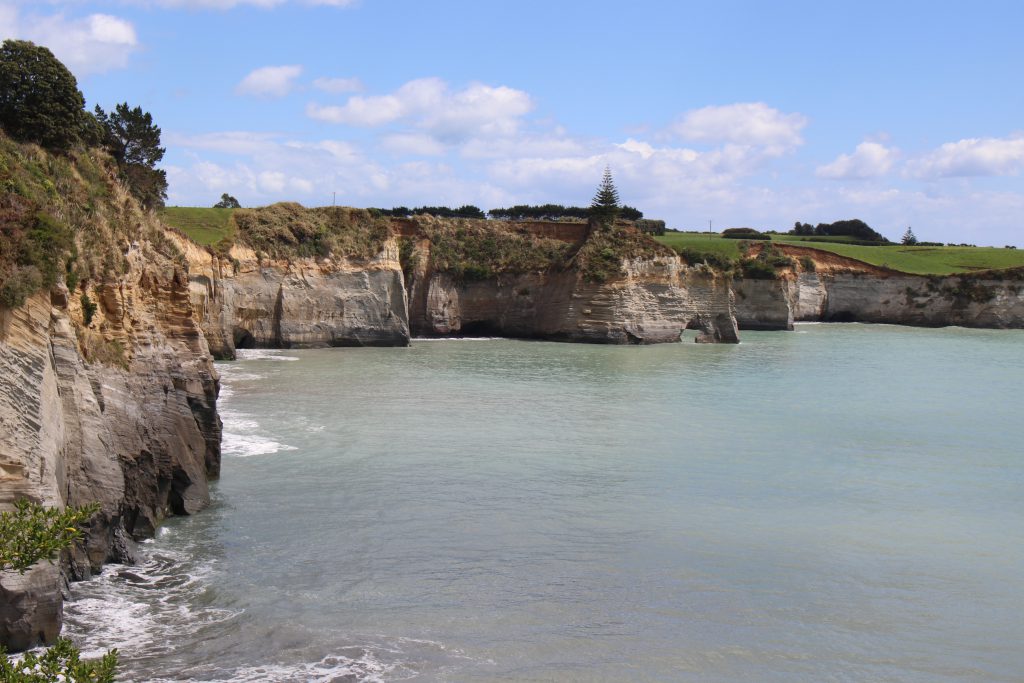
[408,249,738,343]
[178,210,740,351]
[732,244,1024,329]
[175,235,410,359]
[0,139,221,650]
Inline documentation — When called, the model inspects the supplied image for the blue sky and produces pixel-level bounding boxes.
[3,0,1023,244]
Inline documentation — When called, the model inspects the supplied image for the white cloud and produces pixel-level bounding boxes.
[312,76,363,94]
[670,102,808,151]
[0,6,139,75]
[816,141,896,180]
[307,77,533,142]
[905,135,1024,178]
[381,133,446,156]
[235,65,303,97]
[167,131,283,155]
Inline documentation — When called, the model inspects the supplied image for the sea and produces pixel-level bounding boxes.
[63,324,1024,682]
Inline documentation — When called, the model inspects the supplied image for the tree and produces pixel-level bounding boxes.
[0,40,88,151]
[901,226,918,245]
[0,500,118,681]
[213,193,241,209]
[95,103,168,210]
[589,166,620,226]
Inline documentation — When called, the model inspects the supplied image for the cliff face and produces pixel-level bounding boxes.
[0,243,221,650]
[731,247,1024,330]
[176,235,410,359]
[408,249,739,344]
[791,271,1024,326]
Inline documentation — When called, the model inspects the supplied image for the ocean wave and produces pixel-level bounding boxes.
[234,349,300,361]
[222,430,298,457]
[64,551,236,662]
[412,336,504,342]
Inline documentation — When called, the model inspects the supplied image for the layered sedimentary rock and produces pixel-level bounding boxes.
[176,235,410,359]
[408,248,739,344]
[732,244,1024,330]
[0,244,221,650]
[791,271,1024,327]
[732,278,795,331]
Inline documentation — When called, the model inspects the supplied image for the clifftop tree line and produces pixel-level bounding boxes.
[0,39,167,209]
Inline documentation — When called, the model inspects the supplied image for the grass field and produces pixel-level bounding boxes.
[160,207,236,246]
[774,240,1024,275]
[654,232,745,260]
[655,232,1024,275]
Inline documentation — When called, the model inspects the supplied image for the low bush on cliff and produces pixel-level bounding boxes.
[416,216,570,282]
[574,225,674,283]
[232,203,392,260]
[0,132,170,309]
[0,500,118,681]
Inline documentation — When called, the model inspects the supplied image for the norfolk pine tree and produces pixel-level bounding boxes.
[589,166,621,228]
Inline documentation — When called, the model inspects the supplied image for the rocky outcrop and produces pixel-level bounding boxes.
[176,235,410,359]
[792,271,1024,327]
[732,278,794,331]
[0,242,221,650]
[408,248,739,344]
[731,245,1024,330]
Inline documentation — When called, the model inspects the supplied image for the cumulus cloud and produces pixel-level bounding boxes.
[165,131,283,155]
[235,65,303,97]
[670,102,808,151]
[0,5,138,75]
[312,76,363,94]
[816,141,896,180]
[307,77,533,142]
[905,135,1024,178]
[381,133,446,156]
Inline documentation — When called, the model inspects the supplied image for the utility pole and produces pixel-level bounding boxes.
[709,219,713,235]
[332,191,336,207]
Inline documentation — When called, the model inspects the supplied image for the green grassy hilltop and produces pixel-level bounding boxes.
[655,232,1024,276]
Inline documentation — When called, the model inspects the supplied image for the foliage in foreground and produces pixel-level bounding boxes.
[0,639,117,683]
[0,500,98,573]
[0,500,117,680]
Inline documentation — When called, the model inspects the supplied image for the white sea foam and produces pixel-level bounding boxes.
[413,336,503,342]
[235,349,300,361]
[222,430,298,457]
[64,550,235,662]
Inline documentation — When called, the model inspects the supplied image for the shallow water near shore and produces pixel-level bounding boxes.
[65,325,1024,682]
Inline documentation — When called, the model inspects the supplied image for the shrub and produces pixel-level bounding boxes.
[0,500,116,681]
[677,247,735,271]
[739,258,778,279]
[0,638,117,683]
[420,217,570,282]
[80,292,97,326]
[0,266,42,308]
[722,227,769,240]
[799,255,816,272]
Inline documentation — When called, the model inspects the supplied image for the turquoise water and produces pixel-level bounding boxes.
[65,325,1024,681]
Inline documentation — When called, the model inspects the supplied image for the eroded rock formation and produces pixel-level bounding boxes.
[0,245,220,650]
[732,245,1024,330]
[176,235,410,359]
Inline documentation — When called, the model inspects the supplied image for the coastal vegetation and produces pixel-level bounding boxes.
[411,217,571,282]
[0,500,118,682]
[160,206,236,247]
[0,39,175,311]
